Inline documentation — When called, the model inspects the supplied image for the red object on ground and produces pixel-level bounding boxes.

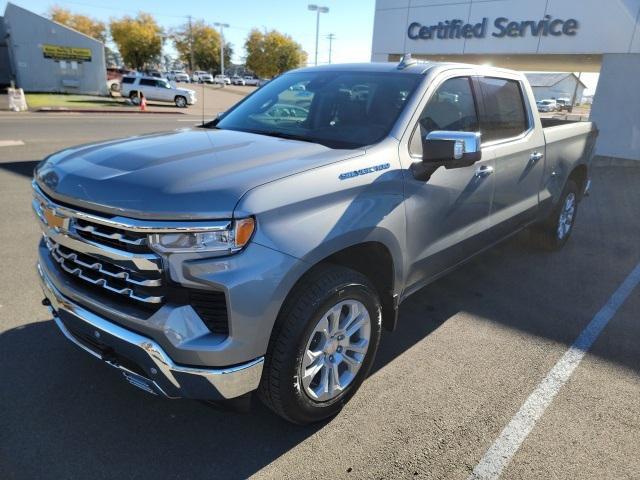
[140,96,147,111]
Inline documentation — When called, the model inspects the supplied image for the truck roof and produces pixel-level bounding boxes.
[293,62,435,75]
[292,60,521,77]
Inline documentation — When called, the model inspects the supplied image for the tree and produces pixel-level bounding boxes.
[172,20,232,72]
[245,29,307,78]
[110,13,163,70]
[49,6,106,43]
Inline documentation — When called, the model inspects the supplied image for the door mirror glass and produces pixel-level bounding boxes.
[422,131,482,168]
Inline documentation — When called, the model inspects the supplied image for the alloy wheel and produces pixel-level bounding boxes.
[300,299,371,402]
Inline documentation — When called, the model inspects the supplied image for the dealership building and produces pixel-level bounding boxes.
[0,3,107,95]
[372,0,640,161]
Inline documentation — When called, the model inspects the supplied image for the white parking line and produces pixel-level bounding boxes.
[469,261,640,480]
[0,140,25,147]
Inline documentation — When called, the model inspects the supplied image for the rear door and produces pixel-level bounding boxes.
[138,78,160,100]
[475,75,546,236]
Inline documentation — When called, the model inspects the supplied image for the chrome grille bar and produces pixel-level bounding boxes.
[74,223,147,246]
[48,241,164,304]
[45,237,161,287]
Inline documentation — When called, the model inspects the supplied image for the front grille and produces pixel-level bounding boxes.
[74,219,149,253]
[34,184,230,335]
[189,290,229,335]
[46,237,164,305]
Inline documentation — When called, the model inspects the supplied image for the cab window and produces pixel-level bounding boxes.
[410,77,479,156]
[477,77,528,143]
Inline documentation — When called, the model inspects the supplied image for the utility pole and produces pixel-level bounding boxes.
[569,71,582,114]
[187,15,195,72]
[214,22,230,76]
[308,5,329,66]
[326,33,336,64]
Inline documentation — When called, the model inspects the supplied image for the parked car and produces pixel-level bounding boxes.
[33,60,597,425]
[192,71,214,83]
[257,78,271,88]
[243,76,260,86]
[231,75,245,85]
[537,99,559,112]
[214,74,231,85]
[556,97,573,112]
[106,67,134,92]
[120,75,196,107]
[167,70,190,83]
[145,70,164,79]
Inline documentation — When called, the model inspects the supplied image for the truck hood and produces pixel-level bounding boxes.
[35,128,363,220]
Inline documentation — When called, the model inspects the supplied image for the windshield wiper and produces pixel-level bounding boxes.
[248,129,317,144]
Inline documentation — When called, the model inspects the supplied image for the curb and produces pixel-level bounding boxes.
[34,107,186,114]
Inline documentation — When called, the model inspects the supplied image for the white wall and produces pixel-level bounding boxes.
[590,54,640,160]
[373,0,640,59]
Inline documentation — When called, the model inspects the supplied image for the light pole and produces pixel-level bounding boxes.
[308,4,329,66]
[214,22,230,76]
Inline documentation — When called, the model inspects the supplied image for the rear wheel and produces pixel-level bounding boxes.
[258,265,382,425]
[174,95,187,108]
[129,91,141,105]
[530,179,579,250]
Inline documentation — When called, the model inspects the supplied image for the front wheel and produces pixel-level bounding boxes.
[530,179,579,250]
[174,95,187,108]
[258,265,382,425]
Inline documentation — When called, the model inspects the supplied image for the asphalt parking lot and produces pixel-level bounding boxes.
[1,112,639,479]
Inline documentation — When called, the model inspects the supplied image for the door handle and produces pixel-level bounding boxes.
[475,165,494,178]
[530,151,544,162]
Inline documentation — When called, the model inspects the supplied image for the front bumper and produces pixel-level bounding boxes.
[38,263,263,400]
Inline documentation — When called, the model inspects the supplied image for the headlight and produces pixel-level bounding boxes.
[148,218,255,254]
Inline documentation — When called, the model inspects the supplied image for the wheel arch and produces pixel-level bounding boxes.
[568,164,588,201]
[276,239,400,333]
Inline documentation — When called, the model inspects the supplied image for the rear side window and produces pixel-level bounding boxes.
[139,78,156,86]
[121,77,134,84]
[478,77,528,142]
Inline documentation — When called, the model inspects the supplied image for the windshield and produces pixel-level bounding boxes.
[215,71,422,149]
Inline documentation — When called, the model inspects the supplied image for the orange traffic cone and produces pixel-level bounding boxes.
[140,94,147,112]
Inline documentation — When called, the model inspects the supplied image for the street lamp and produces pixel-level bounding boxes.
[214,22,230,76]
[308,4,329,66]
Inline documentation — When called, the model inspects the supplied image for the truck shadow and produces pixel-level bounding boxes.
[0,160,39,178]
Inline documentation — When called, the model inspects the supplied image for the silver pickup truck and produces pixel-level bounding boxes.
[33,58,597,424]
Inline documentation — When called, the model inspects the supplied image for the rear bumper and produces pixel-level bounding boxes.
[38,263,263,400]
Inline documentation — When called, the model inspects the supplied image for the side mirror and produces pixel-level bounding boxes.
[422,131,482,169]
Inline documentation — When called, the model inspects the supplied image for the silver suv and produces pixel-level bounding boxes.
[120,75,196,107]
[34,60,596,424]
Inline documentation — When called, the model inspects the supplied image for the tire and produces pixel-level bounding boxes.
[174,96,187,108]
[110,82,120,93]
[258,264,382,425]
[530,179,579,250]
[129,91,141,105]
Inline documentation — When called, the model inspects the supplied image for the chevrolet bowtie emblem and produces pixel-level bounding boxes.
[43,206,69,231]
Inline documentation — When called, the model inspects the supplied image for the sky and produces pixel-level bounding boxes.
[0,0,376,65]
[1,0,598,93]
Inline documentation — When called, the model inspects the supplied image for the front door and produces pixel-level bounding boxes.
[400,74,496,292]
